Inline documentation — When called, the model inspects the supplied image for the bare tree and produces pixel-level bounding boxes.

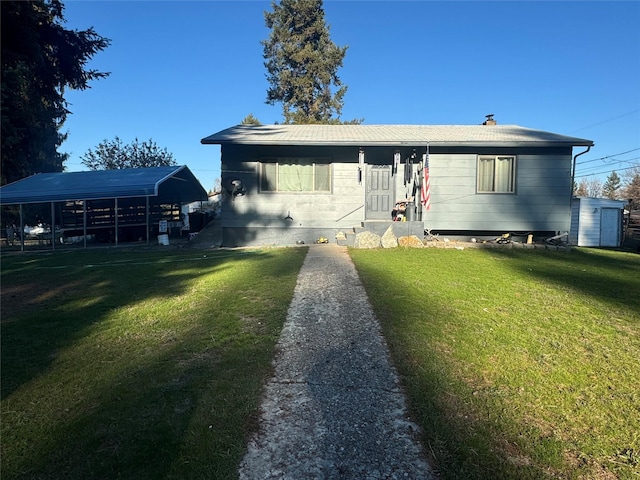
[575,178,602,197]
[621,165,640,209]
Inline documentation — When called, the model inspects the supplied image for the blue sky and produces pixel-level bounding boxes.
[61,0,640,191]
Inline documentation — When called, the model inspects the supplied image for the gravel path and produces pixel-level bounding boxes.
[238,245,436,479]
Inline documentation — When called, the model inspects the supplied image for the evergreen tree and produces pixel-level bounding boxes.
[602,171,621,199]
[241,114,261,125]
[1,0,110,185]
[80,137,177,170]
[262,0,358,124]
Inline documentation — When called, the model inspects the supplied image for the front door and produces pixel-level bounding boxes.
[365,165,394,220]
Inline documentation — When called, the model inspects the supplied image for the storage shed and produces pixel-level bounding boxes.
[569,196,628,247]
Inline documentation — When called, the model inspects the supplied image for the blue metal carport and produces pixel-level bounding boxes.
[0,166,208,250]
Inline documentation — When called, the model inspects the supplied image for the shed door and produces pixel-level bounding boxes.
[366,165,394,220]
[600,208,620,247]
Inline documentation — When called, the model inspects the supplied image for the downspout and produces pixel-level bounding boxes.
[571,146,591,202]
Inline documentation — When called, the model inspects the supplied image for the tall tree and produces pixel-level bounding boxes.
[80,137,177,170]
[602,170,621,199]
[621,166,640,209]
[1,0,110,186]
[262,0,357,124]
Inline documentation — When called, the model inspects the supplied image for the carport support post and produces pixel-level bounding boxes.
[83,200,88,249]
[146,196,150,245]
[51,202,55,251]
[114,198,119,245]
[19,204,24,252]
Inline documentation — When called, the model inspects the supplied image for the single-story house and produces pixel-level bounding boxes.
[201,118,594,247]
[569,196,628,247]
[0,166,208,249]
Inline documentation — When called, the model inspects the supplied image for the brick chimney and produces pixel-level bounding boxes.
[483,114,496,126]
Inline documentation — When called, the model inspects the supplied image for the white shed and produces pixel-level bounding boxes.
[570,197,628,247]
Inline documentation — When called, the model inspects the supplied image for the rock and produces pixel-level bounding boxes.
[398,235,424,248]
[381,226,398,248]
[354,231,381,249]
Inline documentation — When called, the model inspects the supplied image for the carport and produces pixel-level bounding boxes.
[0,166,208,250]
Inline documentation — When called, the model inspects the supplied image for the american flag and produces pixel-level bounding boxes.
[421,148,431,211]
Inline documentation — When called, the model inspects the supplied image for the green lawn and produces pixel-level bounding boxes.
[1,247,307,480]
[350,247,640,480]
[2,246,639,479]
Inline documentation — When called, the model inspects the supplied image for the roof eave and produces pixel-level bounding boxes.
[201,138,595,148]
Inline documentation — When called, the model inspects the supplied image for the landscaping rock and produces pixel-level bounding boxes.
[380,226,398,248]
[398,235,424,248]
[354,230,381,249]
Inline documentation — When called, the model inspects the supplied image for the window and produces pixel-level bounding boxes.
[477,155,515,193]
[260,159,331,192]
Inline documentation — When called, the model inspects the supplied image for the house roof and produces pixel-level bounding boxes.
[201,124,594,147]
[0,166,208,205]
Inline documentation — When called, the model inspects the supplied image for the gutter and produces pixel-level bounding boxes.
[571,145,592,201]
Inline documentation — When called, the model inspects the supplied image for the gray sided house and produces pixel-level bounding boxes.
[201,122,593,247]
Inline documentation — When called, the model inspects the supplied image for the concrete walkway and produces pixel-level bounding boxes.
[238,245,435,479]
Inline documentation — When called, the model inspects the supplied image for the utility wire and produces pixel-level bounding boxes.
[576,147,640,165]
[577,156,640,174]
[570,109,640,133]
[574,164,639,179]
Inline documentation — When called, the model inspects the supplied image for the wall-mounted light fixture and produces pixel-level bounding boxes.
[223,179,246,200]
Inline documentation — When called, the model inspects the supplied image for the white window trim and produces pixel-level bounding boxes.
[477,155,516,193]
[259,158,332,193]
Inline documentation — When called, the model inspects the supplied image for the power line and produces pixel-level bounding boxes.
[576,147,640,165]
[574,164,639,179]
[570,109,640,133]
[577,156,640,174]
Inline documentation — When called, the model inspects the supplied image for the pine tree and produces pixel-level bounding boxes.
[262,0,358,124]
[602,171,621,199]
[241,114,261,125]
[1,0,110,185]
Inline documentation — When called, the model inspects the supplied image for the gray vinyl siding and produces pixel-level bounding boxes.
[220,145,365,231]
[220,144,575,244]
[424,153,572,233]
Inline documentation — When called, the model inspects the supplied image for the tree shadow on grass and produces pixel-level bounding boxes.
[1,250,233,400]
[1,247,307,479]
[351,247,640,480]
[351,250,567,480]
[486,247,640,319]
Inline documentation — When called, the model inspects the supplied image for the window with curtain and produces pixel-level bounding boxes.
[477,155,515,193]
[260,159,331,192]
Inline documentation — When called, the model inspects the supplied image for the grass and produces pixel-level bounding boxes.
[1,247,307,480]
[349,247,640,480]
[3,246,639,479]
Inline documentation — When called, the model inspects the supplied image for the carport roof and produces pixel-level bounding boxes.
[0,166,208,205]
